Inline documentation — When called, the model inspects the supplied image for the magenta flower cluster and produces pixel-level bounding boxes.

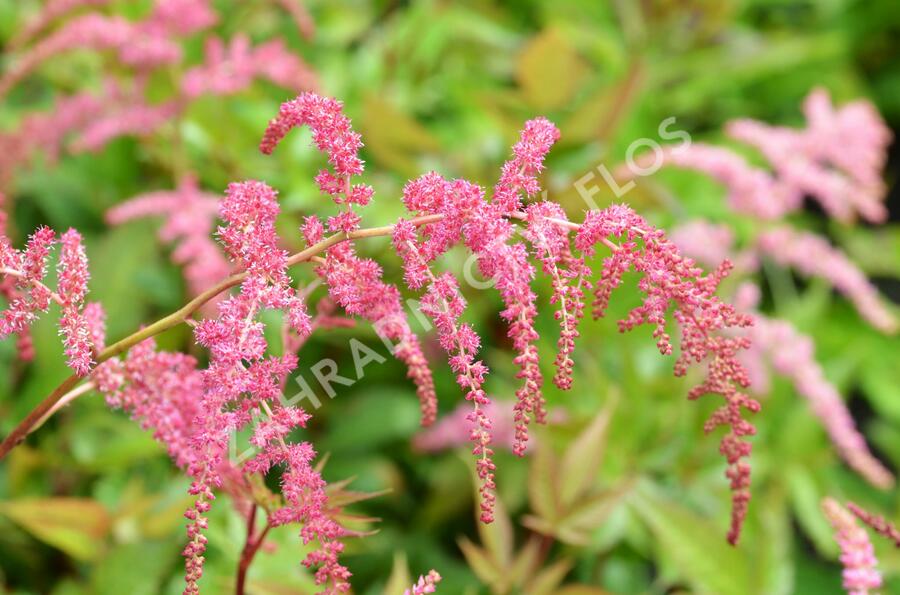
[2,90,762,592]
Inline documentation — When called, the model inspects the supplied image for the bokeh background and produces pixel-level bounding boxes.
[1,0,900,593]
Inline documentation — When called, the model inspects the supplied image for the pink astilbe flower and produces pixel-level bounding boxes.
[0,226,95,375]
[56,229,93,375]
[576,205,758,545]
[405,570,442,595]
[393,226,496,522]
[244,415,351,592]
[847,502,900,548]
[100,335,204,469]
[71,98,182,153]
[743,310,893,489]
[492,117,560,214]
[822,498,882,595]
[523,202,587,390]
[142,0,217,37]
[1,227,57,338]
[0,194,33,361]
[413,400,519,454]
[182,35,317,99]
[260,94,435,426]
[317,240,437,426]
[476,118,560,452]
[756,227,897,333]
[0,86,110,183]
[259,93,368,212]
[0,14,133,97]
[399,168,548,456]
[627,143,799,220]
[107,175,230,306]
[633,89,892,225]
[727,89,892,224]
[674,222,893,490]
[186,180,358,594]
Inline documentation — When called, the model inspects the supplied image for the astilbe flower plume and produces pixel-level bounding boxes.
[182,35,318,99]
[0,225,95,375]
[633,88,892,224]
[726,88,892,224]
[575,205,758,544]
[405,570,442,595]
[756,227,897,333]
[106,175,230,308]
[184,180,353,594]
[846,502,900,548]
[523,201,587,391]
[822,498,882,595]
[260,92,436,426]
[672,224,893,489]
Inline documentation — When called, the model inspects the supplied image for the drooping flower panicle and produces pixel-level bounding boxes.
[822,498,883,595]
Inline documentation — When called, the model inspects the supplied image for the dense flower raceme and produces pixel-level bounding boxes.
[574,206,758,545]
[756,227,897,333]
[0,0,317,186]
[1,91,773,593]
[822,498,883,595]
[0,223,95,375]
[260,92,757,540]
[0,0,217,97]
[106,174,230,308]
[405,570,442,595]
[626,89,898,334]
[187,180,351,594]
[672,224,894,489]
[630,88,892,224]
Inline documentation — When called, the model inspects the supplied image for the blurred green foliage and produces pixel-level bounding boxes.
[1,0,900,593]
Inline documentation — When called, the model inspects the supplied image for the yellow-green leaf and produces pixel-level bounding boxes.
[0,498,110,560]
[516,28,589,111]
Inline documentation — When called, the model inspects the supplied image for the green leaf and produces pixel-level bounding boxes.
[458,537,502,587]
[559,394,617,506]
[629,482,750,595]
[524,558,573,595]
[528,431,560,523]
[0,498,110,561]
[383,551,412,595]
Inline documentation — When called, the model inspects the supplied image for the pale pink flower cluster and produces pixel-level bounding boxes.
[0,225,95,375]
[576,205,757,544]
[186,180,351,594]
[639,88,892,224]
[106,175,230,306]
[630,143,800,220]
[0,0,316,177]
[822,498,882,595]
[756,227,897,333]
[744,311,893,489]
[405,570,441,595]
[727,88,891,224]
[673,223,894,489]
[182,35,317,99]
[0,0,216,97]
